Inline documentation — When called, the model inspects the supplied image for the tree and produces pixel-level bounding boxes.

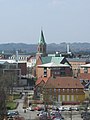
[0,74,14,120]
[0,76,7,120]
[23,95,28,109]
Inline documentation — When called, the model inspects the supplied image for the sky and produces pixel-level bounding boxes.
[0,0,90,44]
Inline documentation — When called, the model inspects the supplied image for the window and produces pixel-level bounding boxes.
[72,89,73,93]
[67,89,69,92]
[44,67,47,77]
[44,68,47,72]
[58,89,60,93]
[63,89,65,92]
[54,72,57,74]
[60,68,65,76]
[54,88,56,93]
[84,68,88,73]
[76,89,78,92]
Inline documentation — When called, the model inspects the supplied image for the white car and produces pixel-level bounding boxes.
[27,106,34,111]
[58,106,64,111]
[63,107,70,111]
[71,107,79,111]
[37,111,44,117]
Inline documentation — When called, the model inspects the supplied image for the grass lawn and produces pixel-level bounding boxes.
[6,101,17,110]
[13,94,21,100]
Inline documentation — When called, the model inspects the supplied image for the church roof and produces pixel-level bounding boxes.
[38,30,46,45]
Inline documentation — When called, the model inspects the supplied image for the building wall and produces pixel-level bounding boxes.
[18,63,27,75]
[80,67,90,73]
[69,61,86,76]
[37,68,44,78]
[36,57,42,77]
[88,68,90,73]
[27,57,36,67]
[69,61,86,70]
[43,88,85,104]
[36,67,51,78]
[37,67,72,78]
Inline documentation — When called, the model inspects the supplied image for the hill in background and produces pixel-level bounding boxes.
[0,42,90,54]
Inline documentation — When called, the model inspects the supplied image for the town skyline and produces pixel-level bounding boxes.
[0,0,90,44]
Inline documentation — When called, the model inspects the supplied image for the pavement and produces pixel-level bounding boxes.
[14,94,38,120]
[13,94,84,120]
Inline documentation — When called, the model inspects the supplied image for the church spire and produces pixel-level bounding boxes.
[38,29,46,45]
[37,29,47,56]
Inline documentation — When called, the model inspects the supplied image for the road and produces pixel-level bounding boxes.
[15,96,83,120]
[14,94,38,120]
[62,111,83,120]
[13,88,83,120]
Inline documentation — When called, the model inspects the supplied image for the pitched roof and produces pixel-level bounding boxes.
[67,58,87,62]
[85,82,90,87]
[80,64,90,68]
[38,62,70,68]
[36,77,49,86]
[38,30,46,45]
[41,56,52,64]
[44,77,84,89]
[41,56,64,64]
[51,57,64,64]
[0,59,16,64]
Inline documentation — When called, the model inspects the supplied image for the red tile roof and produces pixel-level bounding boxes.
[35,77,49,86]
[44,77,84,89]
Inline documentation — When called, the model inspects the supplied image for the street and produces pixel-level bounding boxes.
[14,94,38,120]
[12,91,83,120]
[16,97,83,120]
[61,111,83,120]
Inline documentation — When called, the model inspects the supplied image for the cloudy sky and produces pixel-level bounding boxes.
[0,0,90,44]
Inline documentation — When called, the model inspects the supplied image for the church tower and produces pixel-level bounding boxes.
[37,30,47,57]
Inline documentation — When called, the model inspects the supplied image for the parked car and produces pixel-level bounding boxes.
[37,110,44,117]
[58,106,65,111]
[27,106,34,111]
[81,111,90,118]
[50,111,64,120]
[71,107,79,111]
[39,111,51,120]
[7,111,19,118]
[53,118,64,120]
[34,106,44,111]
